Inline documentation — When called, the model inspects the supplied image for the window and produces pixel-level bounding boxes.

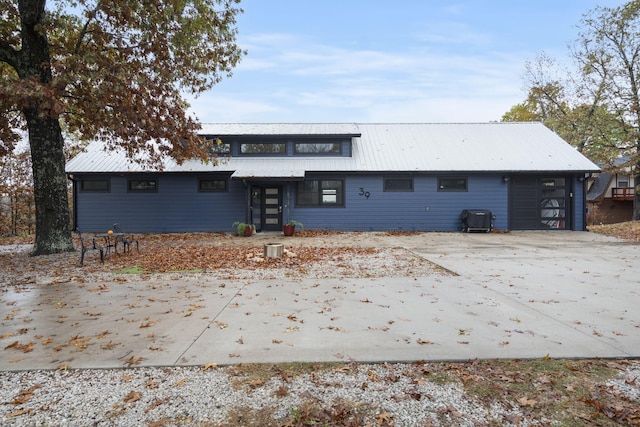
[128,179,157,192]
[297,179,344,207]
[81,179,110,192]
[198,178,227,192]
[438,177,467,192]
[384,177,413,192]
[294,142,341,155]
[618,175,629,187]
[240,142,286,154]
[209,140,231,155]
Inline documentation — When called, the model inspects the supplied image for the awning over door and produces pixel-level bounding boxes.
[231,169,305,180]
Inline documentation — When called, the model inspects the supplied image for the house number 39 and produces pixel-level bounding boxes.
[359,187,370,199]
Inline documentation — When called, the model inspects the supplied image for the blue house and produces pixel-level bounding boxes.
[65,122,599,233]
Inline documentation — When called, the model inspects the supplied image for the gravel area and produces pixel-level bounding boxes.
[0,364,534,426]
[2,361,638,426]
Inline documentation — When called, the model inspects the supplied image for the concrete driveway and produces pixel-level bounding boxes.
[1,231,638,371]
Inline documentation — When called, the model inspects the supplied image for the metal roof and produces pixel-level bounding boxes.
[586,173,613,202]
[65,122,600,174]
[199,123,361,137]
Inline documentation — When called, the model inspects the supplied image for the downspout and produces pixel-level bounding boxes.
[582,173,591,231]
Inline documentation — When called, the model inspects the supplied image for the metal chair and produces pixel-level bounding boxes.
[113,223,139,253]
[76,229,104,265]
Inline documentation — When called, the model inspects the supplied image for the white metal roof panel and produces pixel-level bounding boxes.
[199,123,361,136]
[65,122,599,174]
[231,169,305,179]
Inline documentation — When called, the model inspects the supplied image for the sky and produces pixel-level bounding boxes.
[187,0,626,124]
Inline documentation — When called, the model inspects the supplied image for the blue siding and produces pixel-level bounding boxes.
[75,174,246,232]
[75,172,587,232]
[286,175,508,231]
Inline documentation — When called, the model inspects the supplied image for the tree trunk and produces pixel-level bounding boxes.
[27,110,75,255]
[16,0,74,255]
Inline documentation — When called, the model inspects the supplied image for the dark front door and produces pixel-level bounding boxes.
[509,176,570,230]
[262,186,283,231]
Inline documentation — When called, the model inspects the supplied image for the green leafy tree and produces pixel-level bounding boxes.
[0,0,245,255]
[503,53,629,165]
[574,0,640,219]
[506,2,640,219]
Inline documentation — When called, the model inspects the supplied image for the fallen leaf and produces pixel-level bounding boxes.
[202,363,218,370]
[517,396,537,407]
[11,385,41,405]
[214,321,228,329]
[124,356,146,367]
[4,341,34,353]
[6,409,32,419]
[124,391,142,403]
[377,412,393,426]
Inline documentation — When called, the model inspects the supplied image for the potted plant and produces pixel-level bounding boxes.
[232,221,253,237]
[283,220,303,236]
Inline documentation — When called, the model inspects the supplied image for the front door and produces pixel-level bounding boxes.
[262,186,283,231]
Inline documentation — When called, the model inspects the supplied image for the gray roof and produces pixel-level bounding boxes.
[65,122,600,174]
[586,173,613,202]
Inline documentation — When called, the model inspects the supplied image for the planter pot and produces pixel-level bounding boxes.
[283,224,295,236]
[243,226,253,237]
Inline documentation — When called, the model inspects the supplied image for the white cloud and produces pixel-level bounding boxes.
[191,21,534,123]
[187,95,284,123]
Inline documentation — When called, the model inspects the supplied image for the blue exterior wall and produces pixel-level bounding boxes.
[74,174,246,232]
[284,174,508,231]
[73,172,587,232]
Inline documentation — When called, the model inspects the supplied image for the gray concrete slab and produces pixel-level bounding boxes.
[1,231,638,371]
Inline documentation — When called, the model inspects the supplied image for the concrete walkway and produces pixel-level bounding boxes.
[1,231,638,371]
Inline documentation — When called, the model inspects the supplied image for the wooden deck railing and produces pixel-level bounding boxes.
[612,187,634,200]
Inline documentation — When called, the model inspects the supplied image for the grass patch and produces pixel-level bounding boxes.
[454,358,629,426]
[113,265,203,274]
[227,362,344,390]
[113,265,149,274]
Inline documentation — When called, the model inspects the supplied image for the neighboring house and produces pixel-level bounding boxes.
[65,122,599,233]
[586,156,635,225]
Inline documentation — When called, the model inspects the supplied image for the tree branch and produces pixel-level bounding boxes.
[73,2,103,54]
[0,40,20,70]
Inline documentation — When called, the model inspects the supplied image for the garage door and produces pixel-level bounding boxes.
[509,176,570,230]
